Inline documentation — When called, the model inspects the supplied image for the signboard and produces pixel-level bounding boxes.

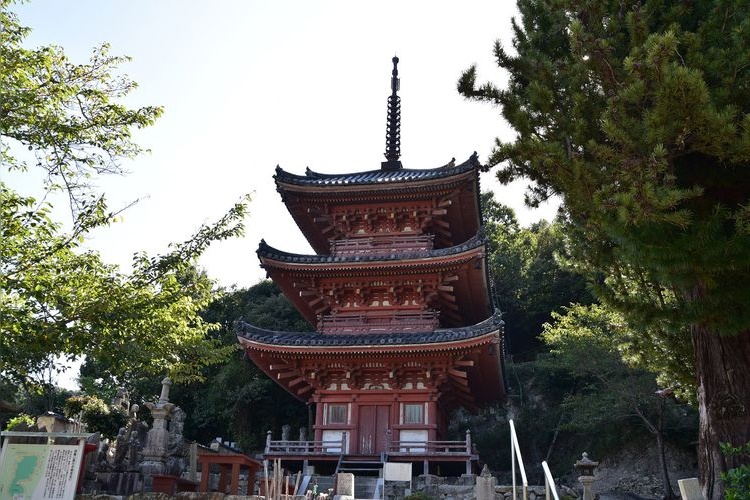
[0,442,84,500]
[384,462,412,482]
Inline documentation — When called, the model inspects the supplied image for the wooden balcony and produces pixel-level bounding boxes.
[263,431,478,475]
[318,310,439,334]
[265,430,475,459]
[330,234,434,257]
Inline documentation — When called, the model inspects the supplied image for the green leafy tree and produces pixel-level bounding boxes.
[460,1,750,496]
[542,304,698,499]
[1,2,247,394]
[482,192,592,357]
[169,281,311,450]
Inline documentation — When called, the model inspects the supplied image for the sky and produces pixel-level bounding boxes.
[10,0,558,289]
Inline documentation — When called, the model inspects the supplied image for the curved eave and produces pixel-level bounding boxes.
[235,311,503,352]
[236,312,506,405]
[274,154,480,192]
[257,233,486,272]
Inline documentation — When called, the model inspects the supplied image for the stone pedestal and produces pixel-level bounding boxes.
[578,475,596,500]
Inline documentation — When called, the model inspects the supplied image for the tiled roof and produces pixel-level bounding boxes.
[235,310,503,348]
[258,231,486,263]
[274,153,481,187]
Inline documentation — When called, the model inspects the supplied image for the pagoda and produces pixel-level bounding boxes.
[236,57,506,470]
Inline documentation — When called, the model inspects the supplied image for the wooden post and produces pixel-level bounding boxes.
[199,456,210,492]
[218,464,228,493]
[263,460,270,500]
[231,463,241,495]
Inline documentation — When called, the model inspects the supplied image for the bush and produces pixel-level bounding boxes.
[64,395,128,439]
[5,413,35,431]
[721,442,750,500]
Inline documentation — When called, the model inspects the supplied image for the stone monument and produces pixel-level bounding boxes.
[140,377,176,487]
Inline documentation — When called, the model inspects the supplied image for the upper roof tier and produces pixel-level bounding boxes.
[274,153,485,254]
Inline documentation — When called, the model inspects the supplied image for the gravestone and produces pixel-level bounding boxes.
[677,478,703,500]
[474,465,496,500]
[334,472,355,500]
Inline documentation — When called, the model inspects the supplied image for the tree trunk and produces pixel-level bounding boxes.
[693,325,750,499]
[655,398,676,500]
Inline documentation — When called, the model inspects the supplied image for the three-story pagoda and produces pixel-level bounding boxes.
[236,58,506,470]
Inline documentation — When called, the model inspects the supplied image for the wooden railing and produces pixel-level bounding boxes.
[265,438,347,455]
[265,430,475,460]
[330,234,434,256]
[387,440,472,455]
[386,429,474,455]
[319,310,439,334]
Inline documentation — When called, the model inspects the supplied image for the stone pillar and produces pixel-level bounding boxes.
[475,464,496,500]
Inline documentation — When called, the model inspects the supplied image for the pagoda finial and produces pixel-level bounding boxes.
[382,55,402,170]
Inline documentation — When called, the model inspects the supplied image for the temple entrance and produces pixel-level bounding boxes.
[357,405,390,454]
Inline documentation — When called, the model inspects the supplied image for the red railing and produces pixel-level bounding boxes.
[330,235,434,256]
[318,310,439,334]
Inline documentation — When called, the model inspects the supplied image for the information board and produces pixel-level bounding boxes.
[0,442,84,500]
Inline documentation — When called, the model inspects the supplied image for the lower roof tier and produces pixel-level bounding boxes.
[235,312,506,411]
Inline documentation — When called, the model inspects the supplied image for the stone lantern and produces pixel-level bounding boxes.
[574,452,599,500]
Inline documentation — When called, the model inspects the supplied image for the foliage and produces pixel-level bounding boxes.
[542,303,696,436]
[63,395,127,439]
[15,383,76,417]
[4,413,35,431]
[0,1,249,394]
[721,442,750,500]
[461,1,750,494]
[0,0,161,214]
[168,281,311,451]
[482,193,592,357]
[1,183,248,389]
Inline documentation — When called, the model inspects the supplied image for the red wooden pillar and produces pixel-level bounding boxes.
[314,401,324,446]
[231,463,241,495]
[350,400,359,454]
[217,464,229,493]
[428,399,438,441]
[199,457,210,492]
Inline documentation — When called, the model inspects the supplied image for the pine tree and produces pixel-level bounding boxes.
[459,1,750,497]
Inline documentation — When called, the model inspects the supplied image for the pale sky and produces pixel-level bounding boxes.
[11,1,558,288]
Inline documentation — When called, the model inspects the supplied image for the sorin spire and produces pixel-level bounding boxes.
[381,56,402,170]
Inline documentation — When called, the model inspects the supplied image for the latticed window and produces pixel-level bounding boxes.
[327,404,347,424]
[403,403,424,424]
